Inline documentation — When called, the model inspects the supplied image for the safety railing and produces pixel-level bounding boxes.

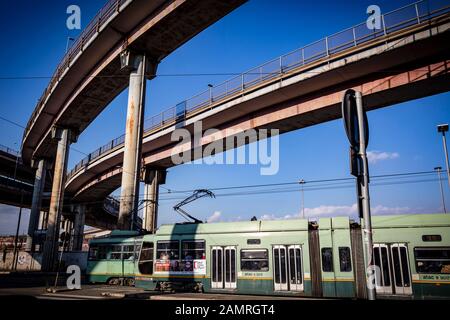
[23,0,131,142]
[0,144,20,157]
[66,0,450,180]
[103,195,121,216]
[103,196,143,228]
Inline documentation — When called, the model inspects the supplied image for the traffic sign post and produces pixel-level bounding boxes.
[342,89,376,300]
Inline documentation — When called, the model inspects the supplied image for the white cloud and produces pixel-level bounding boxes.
[260,214,277,220]
[259,203,418,221]
[304,203,358,217]
[207,211,222,223]
[367,150,399,164]
[371,204,410,215]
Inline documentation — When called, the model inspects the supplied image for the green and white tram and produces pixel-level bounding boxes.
[87,214,450,299]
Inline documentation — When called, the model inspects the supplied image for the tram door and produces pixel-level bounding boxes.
[373,243,412,295]
[273,245,303,292]
[211,246,237,289]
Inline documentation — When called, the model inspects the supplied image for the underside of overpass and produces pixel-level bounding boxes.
[66,17,450,203]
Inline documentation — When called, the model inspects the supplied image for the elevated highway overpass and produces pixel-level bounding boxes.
[20,0,246,270]
[65,2,450,203]
[19,0,450,271]
[22,0,246,164]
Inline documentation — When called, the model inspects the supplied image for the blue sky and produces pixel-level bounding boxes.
[0,0,449,234]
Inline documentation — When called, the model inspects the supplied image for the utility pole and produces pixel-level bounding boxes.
[437,124,450,190]
[435,166,447,213]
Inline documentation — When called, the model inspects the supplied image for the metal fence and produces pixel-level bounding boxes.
[65,0,450,180]
[0,144,20,157]
[23,0,131,142]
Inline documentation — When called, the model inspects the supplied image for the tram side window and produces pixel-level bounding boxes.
[157,241,179,260]
[339,247,352,272]
[414,247,450,274]
[88,245,109,260]
[321,248,333,272]
[182,240,206,260]
[88,246,98,260]
[241,249,269,271]
[110,245,123,260]
[139,242,154,274]
[122,244,136,260]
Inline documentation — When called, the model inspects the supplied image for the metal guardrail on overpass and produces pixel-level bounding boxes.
[67,0,450,180]
[0,144,20,158]
[103,196,142,228]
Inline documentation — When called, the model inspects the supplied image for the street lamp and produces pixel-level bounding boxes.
[65,36,75,54]
[434,166,447,213]
[437,124,450,190]
[299,179,306,219]
[207,84,213,104]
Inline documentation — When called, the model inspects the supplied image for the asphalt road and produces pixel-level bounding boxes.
[0,284,322,300]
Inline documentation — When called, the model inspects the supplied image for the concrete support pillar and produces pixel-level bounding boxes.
[25,158,47,251]
[42,127,74,271]
[72,205,85,251]
[142,168,166,233]
[118,52,156,230]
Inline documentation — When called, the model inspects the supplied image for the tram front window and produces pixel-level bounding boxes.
[139,242,154,275]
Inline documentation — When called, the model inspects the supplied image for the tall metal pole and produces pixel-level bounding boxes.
[355,91,376,300]
[437,124,450,190]
[441,131,450,190]
[435,167,447,213]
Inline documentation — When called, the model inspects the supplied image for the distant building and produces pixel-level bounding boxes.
[82,227,111,251]
[0,228,111,252]
[0,235,26,250]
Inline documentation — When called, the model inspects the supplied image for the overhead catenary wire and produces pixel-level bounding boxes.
[0,67,442,81]
[2,171,439,211]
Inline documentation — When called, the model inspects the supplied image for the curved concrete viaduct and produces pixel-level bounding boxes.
[20,0,246,269]
[66,11,450,203]
[22,0,246,164]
